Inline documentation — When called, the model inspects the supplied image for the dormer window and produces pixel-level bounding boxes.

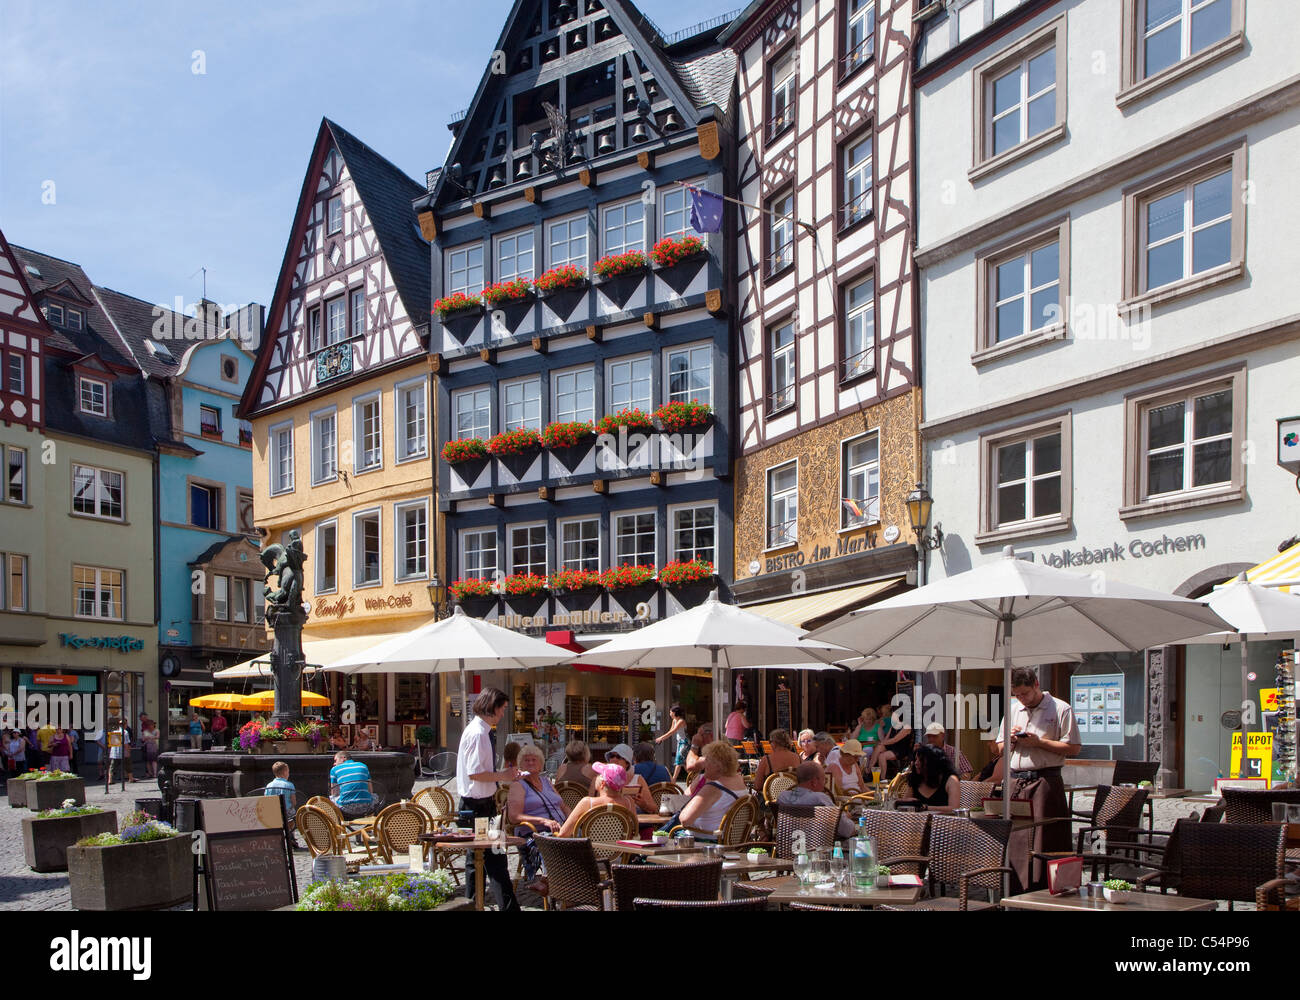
[327,195,343,235]
[46,303,64,325]
[145,339,175,362]
[79,377,108,416]
[66,308,83,331]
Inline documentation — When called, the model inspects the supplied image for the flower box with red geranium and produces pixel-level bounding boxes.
[502,574,549,597]
[593,251,649,280]
[480,278,533,308]
[654,400,713,432]
[657,559,714,588]
[433,292,483,320]
[549,568,602,593]
[651,235,706,268]
[595,409,654,436]
[541,421,596,449]
[600,565,657,591]
[450,578,496,601]
[487,427,542,457]
[533,265,587,295]
[441,438,488,464]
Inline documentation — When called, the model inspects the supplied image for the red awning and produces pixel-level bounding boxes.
[546,630,654,677]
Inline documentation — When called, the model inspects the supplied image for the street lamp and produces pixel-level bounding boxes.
[426,577,449,619]
[906,483,943,588]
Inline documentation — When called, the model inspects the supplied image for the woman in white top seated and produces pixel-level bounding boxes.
[827,738,867,795]
[678,741,749,839]
[556,761,636,838]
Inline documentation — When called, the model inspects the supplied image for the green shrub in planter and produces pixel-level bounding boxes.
[296,869,458,911]
[66,811,189,910]
[23,806,116,872]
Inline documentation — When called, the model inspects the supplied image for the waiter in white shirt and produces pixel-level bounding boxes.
[456,687,520,911]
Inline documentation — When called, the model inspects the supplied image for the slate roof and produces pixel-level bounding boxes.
[93,286,212,379]
[672,46,739,114]
[326,120,431,333]
[38,352,168,452]
[187,534,259,567]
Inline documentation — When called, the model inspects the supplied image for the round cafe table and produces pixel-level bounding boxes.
[419,832,524,911]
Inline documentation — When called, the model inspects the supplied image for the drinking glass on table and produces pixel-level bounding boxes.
[829,853,848,888]
[793,853,812,887]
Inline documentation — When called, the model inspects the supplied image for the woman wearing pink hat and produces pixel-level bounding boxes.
[556,761,636,837]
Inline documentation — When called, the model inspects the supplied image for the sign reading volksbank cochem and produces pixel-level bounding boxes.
[1023,531,1207,569]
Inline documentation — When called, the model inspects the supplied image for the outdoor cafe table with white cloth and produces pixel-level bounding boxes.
[757,875,923,908]
[1000,889,1217,912]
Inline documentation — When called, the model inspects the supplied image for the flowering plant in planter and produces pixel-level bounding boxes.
[297,870,458,911]
[450,578,496,601]
[534,265,586,294]
[658,559,714,587]
[600,565,656,590]
[487,427,542,457]
[654,400,713,432]
[651,235,705,268]
[238,719,267,751]
[480,278,532,308]
[259,723,286,742]
[541,421,595,449]
[433,292,482,319]
[77,810,180,847]
[38,803,104,819]
[549,568,602,592]
[16,769,78,781]
[593,250,648,279]
[289,720,328,748]
[595,408,654,436]
[441,437,488,464]
[502,573,550,597]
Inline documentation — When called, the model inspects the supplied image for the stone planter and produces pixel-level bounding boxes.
[22,811,117,872]
[269,740,312,755]
[67,834,192,910]
[8,778,30,808]
[26,777,87,811]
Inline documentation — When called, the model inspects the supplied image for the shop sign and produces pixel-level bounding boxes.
[58,633,145,652]
[1024,532,1206,569]
[760,531,874,575]
[1229,731,1273,785]
[496,605,651,631]
[313,592,415,620]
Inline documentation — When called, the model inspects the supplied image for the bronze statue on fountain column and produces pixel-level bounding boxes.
[260,529,308,723]
[261,530,308,620]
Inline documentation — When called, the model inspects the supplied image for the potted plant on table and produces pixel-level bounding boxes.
[66,810,189,910]
[1103,879,1135,903]
[22,801,117,872]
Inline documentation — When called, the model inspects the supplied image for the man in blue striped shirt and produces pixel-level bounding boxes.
[329,752,376,818]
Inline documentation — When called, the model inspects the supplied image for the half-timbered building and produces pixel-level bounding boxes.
[720,0,922,731]
[239,119,439,750]
[414,0,739,752]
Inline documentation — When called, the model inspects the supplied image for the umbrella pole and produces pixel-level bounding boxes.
[954,657,962,774]
[1002,620,1013,822]
[711,647,724,743]
[460,658,468,736]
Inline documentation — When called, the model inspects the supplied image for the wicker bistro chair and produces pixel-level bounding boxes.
[610,860,724,911]
[648,781,680,811]
[860,810,930,878]
[1143,822,1288,910]
[958,781,996,811]
[633,896,767,911]
[761,770,799,804]
[553,781,590,813]
[412,786,455,821]
[1084,811,1223,890]
[372,801,432,864]
[1220,787,1300,824]
[1110,760,1160,786]
[574,803,638,867]
[916,815,1015,911]
[305,796,376,853]
[1062,784,1150,855]
[534,836,611,910]
[664,792,760,848]
[295,805,377,867]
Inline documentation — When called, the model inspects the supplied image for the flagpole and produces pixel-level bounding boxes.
[680,182,816,236]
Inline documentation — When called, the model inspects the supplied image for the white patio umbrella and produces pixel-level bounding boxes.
[568,590,853,737]
[324,606,575,717]
[1176,573,1300,739]
[807,546,1230,818]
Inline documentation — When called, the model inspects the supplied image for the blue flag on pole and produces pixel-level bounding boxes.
[688,186,724,234]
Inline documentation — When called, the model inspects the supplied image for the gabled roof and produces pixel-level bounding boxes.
[93,285,209,380]
[187,534,261,567]
[0,228,52,336]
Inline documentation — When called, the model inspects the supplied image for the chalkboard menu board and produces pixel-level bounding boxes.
[775,689,792,733]
[197,797,297,911]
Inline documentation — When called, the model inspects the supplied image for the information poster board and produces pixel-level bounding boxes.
[197,796,297,911]
[1071,674,1124,747]
[1230,731,1274,786]
[533,682,566,744]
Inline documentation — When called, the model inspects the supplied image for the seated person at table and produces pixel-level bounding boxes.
[812,732,838,768]
[868,703,913,779]
[508,744,568,834]
[796,729,818,764]
[976,741,1004,783]
[848,708,881,747]
[776,762,856,839]
[827,739,867,795]
[265,760,305,849]
[684,726,714,793]
[752,728,801,790]
[924,722,972,776]
[329,751,377,819]
[502,740,521,771]
[905,744,960,809]
[555,740,596,790]
[632,741,671,786]
[676,741,749,840]
[556,761,635,837]
[605,743,656,814]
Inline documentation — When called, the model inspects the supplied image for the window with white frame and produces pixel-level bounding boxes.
[1141,167,1231,293]
[548,215,588,270]
[454,387,491,439]
[351,287,366,338]
[396,502,428,580]
[496,230,535,282]
[993,240,1060,343]
[671,505,715,564]
[560,518,600,571]
[1,553,27,611]
[995,431,1063,525]
[845,0,876,71]
[501,377,542,432]
[769,320,796,412]
[461,529,498,581]
[615,512,656,565]
[510,524,548,577]
[767,463,798,548]
[768,47,796,139]
[74,565,123,620]
[45,303,64,325]
[1140,0,1233,79]
[7,353,24,394]
[602,200,645,256]
[232,578,250,623]
[843,277,875,380]
[842,133,873,228]
[189,482,221,530]
[6,446,26,503]
[200,404,221,437]
[607,356,651,415]
[354,510,381,587]
[1142,386,1232,499]
[355,394,382,472]
[79,377,107,416]
[666,344,712,407]
[988,46,1057,158]
[552,368,595,424]
[327,195,343,235]
[317,520,338,593]
[661,185,693,240]
[213,575,230,621]
[271,422,294,495]
[66,308,83,331]
[308,307,322,353]
[446,243,485,296]
[312,409,338,484]
[397,379,427,461]
[768,191,794,275]
[72,464,123,520]
[842,435,880,529]
[326,296,347,345]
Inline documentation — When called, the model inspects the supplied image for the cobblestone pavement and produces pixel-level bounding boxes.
[0,766,1212,911]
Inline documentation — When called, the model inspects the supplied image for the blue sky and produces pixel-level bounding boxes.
[0,0,726,313]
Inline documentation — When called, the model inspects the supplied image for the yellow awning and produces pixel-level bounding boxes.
[746,577,905,630]
[213,621,439,679]
[1236,542,1300,594]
